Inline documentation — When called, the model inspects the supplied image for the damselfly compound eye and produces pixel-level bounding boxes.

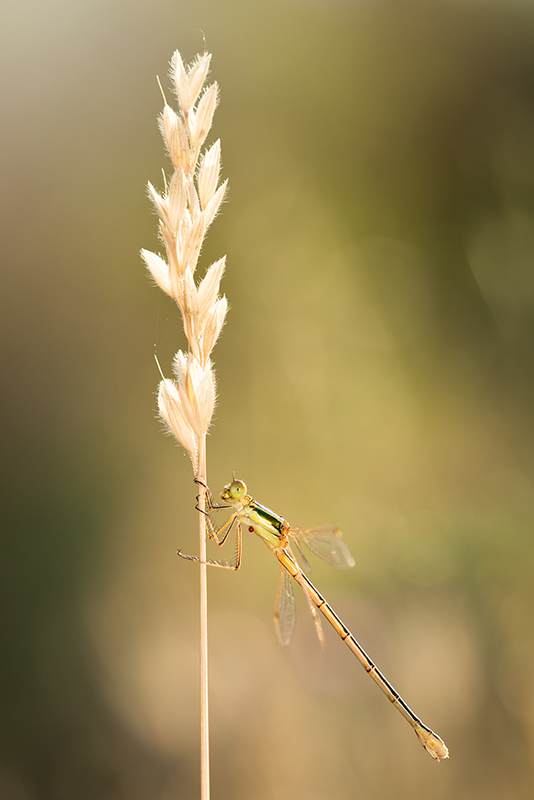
[229,479,247,499]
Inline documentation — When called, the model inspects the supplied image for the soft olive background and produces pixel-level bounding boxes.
[3,1,534,798]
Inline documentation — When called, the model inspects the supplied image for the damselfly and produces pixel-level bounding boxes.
[179,477,449,761]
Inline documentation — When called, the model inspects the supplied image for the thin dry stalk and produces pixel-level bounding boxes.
[141,49,228,800]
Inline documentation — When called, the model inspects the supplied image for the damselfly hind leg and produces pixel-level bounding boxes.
[178,482,243,570]
[177,518,242,570]
[177,543,241,571]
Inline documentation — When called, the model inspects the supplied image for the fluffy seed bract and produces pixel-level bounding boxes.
[141,50,228,474]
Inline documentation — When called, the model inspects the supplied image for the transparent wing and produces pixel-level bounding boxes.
[273,565,296,646]
[292,526,355,569]
[300,579,326,649]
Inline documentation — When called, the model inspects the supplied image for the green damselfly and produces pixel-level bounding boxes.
[179,477,449,761]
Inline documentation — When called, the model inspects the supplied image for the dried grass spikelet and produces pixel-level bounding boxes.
[141,50,228,473]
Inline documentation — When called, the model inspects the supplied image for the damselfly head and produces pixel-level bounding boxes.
[221,478,247,502]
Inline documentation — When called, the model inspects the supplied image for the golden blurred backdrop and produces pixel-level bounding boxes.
[2,1,534,798]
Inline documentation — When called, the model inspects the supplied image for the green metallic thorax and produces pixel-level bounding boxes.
[240,499,286,547]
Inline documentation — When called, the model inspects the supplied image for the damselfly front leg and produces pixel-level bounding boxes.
[194,477,231,518]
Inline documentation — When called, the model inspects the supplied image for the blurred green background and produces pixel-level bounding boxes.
[2,0,534,798]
